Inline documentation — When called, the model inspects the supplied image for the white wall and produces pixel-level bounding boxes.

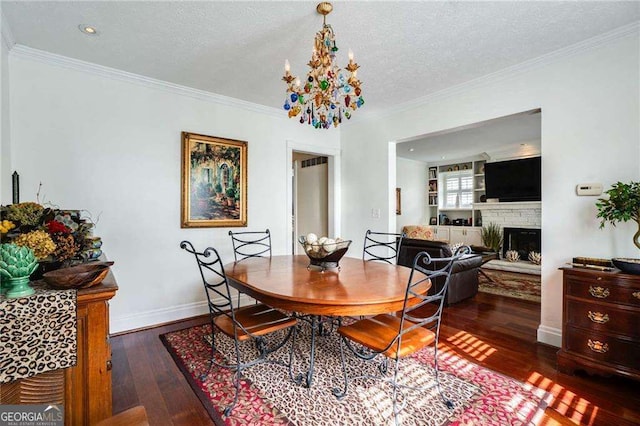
[0,22,10,202]
[7,51,339,333]
[395,157,427,233]
[342,28,640,347]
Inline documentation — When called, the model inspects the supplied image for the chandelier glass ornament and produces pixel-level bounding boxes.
[282,2,363,129]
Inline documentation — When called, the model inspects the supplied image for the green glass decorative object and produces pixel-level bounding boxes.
[0,243,39,298]
[5,276,33,298]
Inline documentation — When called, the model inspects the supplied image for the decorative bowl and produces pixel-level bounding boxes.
[43,261,114,289]
[611,258,640,275]
[298,236,351,271]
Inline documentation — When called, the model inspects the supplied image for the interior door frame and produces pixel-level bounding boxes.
[286,140,341,254]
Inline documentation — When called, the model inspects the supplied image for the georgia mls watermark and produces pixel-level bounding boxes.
[0,405,63,426]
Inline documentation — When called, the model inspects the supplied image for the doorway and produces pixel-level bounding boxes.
[292,153,329,254]
[392,109,542,317]
[286,141,341,254]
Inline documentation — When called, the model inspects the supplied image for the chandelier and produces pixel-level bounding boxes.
[282,2,364,129]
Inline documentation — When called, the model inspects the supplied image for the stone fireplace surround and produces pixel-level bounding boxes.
[476,201,541,229]
[475,201,541,273]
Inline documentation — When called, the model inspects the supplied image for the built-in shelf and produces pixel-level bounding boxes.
[427,159,486,227]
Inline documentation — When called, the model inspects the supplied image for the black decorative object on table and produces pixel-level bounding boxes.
[11,171,19,204]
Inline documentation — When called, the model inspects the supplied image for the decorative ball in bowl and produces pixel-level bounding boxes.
[611,258,640,275]
[298,234,351,271]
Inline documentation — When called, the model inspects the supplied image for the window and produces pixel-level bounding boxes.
[439,170,473,209]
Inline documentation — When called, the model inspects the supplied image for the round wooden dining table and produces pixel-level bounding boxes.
[223,255,429,316]
[223,255,430,387]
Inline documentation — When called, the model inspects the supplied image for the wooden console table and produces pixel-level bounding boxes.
[0,272,118,425]
[558,267,639,381]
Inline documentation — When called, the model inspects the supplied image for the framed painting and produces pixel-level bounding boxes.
[181,132,247,228]
[396,188,401,215]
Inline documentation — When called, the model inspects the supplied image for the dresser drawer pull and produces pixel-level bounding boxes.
[588,286,610,299]
[587,339,609,353]
[587,311,609,324]
[633,291,640,300]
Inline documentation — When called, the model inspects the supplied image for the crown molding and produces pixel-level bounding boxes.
[5,20,639,121]
[360,21,640,121]
[1,9,16,50]
[9,44,283,117]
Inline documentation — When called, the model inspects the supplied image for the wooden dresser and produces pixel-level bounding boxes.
[558,267,640,381]
[0,273,118,425]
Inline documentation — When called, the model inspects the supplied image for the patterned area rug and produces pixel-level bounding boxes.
[161,322,551,425]
[478,269,541,303]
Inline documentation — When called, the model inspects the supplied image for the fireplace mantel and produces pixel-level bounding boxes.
[474,201,541,210]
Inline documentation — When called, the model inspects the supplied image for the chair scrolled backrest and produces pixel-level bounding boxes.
[180,240,252,338]
[362,230,405,264]
[228,229,272,262]
[396,249,467,341]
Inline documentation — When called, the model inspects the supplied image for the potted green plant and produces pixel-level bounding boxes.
[596,181,640,273]
[0,243,39,298]
[481,222,503,254]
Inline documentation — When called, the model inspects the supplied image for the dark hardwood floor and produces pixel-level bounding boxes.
[111,293,640,425]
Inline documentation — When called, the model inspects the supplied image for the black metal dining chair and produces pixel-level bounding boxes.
[180,240,297,416]
[362,229,405,264]
[229,229,272,305]
[332,249,464,423]
[229,229,272,261]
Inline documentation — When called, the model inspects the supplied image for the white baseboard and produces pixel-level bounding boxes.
[110,294,255,334]
[537,324,562,348]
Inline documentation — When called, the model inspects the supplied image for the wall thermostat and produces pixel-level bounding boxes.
[576,183,603,196]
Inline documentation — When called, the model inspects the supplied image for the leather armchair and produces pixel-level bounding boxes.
[397,238,482,305]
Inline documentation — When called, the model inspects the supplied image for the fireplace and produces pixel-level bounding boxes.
[503,227,541,259]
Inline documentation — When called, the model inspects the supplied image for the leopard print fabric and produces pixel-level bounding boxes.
[0,283,77,384]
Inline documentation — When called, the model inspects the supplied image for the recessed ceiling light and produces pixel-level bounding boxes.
[78,24,99,35]
[409,148,415,152]
[441,156,446,159]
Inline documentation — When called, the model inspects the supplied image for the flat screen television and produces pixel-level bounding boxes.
[484,156,541,202]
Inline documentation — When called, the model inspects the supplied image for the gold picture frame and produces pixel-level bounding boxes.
[396,188,401,215]
[181,132,247,228]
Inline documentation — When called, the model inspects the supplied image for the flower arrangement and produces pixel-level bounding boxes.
[0,202,101,275]
[13,230,56,259]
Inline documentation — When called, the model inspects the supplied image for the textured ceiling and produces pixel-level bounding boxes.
[2,1,639,115]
